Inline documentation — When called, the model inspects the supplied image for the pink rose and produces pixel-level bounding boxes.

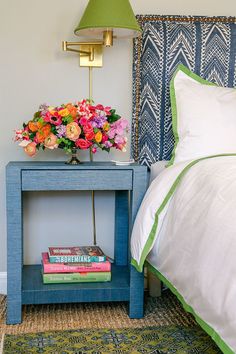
[104,106,111,115]
[79,117,88,126]
[83,122,94,134]
[75,138,92,150]
[95,104,104,111]
[101,134,108,143]
[85,131,95,140]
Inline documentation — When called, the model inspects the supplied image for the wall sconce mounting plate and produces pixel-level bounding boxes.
[62,41,103,67]
[80,44,103,67]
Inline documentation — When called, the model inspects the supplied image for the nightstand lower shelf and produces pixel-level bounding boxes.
[22,264,130,305]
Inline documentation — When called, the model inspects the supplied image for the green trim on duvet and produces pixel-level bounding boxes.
[146,261,234,354]
[168,64,216,166]
[131,153,236,273]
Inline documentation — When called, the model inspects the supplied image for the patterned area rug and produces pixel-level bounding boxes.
[2,326,221,353]
[0,291,221,353]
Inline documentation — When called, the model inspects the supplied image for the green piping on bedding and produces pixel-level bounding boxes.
[146,261,234,354]
[131,153,236,272]
[168,64,216,166]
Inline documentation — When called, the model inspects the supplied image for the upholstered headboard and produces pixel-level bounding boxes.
[131,15,236,167]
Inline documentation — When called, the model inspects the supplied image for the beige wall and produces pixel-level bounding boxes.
[0,0,235,272]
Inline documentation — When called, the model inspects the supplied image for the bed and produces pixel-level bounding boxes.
[130,15,236,354]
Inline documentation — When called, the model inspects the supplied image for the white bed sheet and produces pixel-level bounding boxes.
[131,155,236,353]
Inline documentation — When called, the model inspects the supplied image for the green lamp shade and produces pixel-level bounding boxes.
[74,0,141,38]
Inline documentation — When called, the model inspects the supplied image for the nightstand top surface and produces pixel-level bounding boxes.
[6,161,147,171]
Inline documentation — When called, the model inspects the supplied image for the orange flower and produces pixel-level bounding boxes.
[49,110,56,115]
[37,121,43,129]
[24,142,37,157]
[103,122,110,132]
[36,124,51,143]
[95,131,102,143]
[58,108,70,117]
[66,104,78,119]
[28,121,43,132]
[66,122,81,141]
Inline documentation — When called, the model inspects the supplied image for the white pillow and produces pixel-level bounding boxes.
[149,160,167,184]
[169,65,236,165]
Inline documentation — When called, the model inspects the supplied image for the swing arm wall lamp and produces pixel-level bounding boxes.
[62,0,141,68]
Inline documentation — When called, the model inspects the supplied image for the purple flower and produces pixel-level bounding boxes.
[107,126,116,139]
[56,125,66,137]
[105,141,113,148]
[114,135,126,144]
[107,118,129,139]
[39,103,50,115]
[91,115,107,128]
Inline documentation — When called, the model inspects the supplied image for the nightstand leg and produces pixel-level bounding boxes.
[7,298,22,324]
[6,166,22,324]
[114,190,129,266]
[129,265,144,318]
[129,169,147,318]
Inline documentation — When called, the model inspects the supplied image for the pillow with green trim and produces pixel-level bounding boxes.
[169,64,236,165]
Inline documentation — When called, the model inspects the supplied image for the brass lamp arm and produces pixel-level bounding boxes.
[62,41,103,66]
[64,47,90,56]
[63,41,103,46]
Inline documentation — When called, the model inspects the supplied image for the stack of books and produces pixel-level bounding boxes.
[41,246,111,284]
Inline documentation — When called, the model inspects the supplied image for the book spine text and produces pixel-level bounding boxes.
[49,255,106,263]
[43,262,111,273]
[42,272,111,284]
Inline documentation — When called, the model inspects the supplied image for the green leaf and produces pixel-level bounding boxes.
[107,109,121,123]
[33,111,41,120]
[38,117,44,125]
[51,126,57,134]
[62,115,73,124]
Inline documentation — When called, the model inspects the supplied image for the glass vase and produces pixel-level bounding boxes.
[66,147,81,165]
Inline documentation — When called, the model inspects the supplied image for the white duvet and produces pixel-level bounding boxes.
[131,155,236,353]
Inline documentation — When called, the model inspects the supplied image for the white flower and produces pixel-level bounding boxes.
[19,140,31,147]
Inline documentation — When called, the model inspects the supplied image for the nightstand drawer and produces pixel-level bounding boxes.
[21,170,133,191]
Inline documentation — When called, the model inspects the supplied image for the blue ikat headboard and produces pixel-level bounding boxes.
[131,15,236,167]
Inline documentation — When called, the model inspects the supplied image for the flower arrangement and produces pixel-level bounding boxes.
[14,99,129,158]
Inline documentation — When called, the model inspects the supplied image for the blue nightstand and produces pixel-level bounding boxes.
[6,161,147,324]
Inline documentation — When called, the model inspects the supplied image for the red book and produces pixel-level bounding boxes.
[42,253,111,273]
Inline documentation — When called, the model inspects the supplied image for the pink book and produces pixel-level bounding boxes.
[42,253,111,273]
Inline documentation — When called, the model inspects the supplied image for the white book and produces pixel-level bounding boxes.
[111,159,135,166]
